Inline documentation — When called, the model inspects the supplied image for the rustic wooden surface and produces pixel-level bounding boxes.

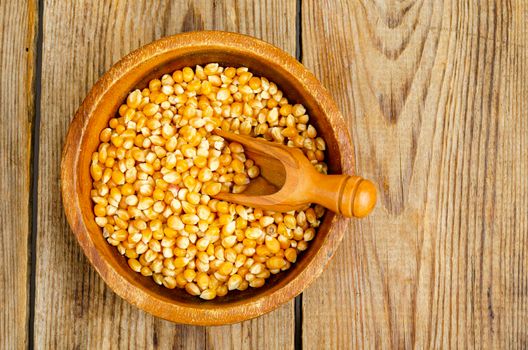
[35,0,296,349]
[0,0,37,349]
[301,0,528,349]
[2,0,527,348]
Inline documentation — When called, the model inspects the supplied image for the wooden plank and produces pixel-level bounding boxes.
[196,1,297,349]
[0,0,37,348]
[206,303,295,350]
[301,0,528,349]
[36,0,295,348]
[36,1,205,347]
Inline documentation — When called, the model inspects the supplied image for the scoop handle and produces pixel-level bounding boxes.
[309,174,377,218]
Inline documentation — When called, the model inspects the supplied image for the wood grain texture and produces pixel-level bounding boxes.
[0,0,37,348]
[180,7,299,347]
[206,303,294,350]
[37,0,295,348]
[301,0,528,349]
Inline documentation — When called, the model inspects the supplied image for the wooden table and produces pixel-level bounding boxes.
[2,0,527,348]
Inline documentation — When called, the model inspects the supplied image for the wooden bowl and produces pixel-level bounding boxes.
[61,31,354,325]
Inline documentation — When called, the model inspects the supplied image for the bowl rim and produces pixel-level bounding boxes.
[61,30,354,325]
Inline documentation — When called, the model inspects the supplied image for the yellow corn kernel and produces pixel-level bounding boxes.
[185,282,201,296]
[202,182,222,196]
[284,248,297,263]
[172,256,188,268]
[128,258,142,272]
[266,256,286,270]
[198,168,213,182]
[245,227,263,240]
[231,159,244,173]
[161,276,176,289]
[203,243,216,258]
[297,240,308,251]
[264,236,280,253]
[195,272,209,290]
[233,173,249,186]
[249,278,265,288]
[200,288,216,300]
[225,274,241,290]
[182,67,194,82]
[218,262,234,276]
[283,214,296,229]
[180,214,198,225]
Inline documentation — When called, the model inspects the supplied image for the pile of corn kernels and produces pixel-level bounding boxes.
[90,64,327,300]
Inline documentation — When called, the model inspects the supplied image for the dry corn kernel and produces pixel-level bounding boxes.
[196,272,209,290]
[128,258,142,272]
[203,182,222,196]
[163,276,177,289]
[238,72,252,85]
[185,282,201,296]
[248,77,261,90]
[249,278,265,288]
[182,67,194,82]
[218,261,234,276]
[200,288,216,300]
[91,64,326,300]
[279,104,292,116]
[238,280,249,291]
[174,257,189,268]
[266,256,286,270]
[244,227,263,240]
[265,237,281,254]
[227,274,243,290]
[198,168,213,182]
[284,248,298,263]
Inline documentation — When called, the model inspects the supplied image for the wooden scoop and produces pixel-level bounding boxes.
[213,129,377,218]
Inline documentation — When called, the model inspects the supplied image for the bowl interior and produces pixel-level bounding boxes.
[77,47,344,309]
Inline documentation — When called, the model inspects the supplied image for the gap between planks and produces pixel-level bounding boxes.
[27,0,44,348]
[294,0,303,349]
